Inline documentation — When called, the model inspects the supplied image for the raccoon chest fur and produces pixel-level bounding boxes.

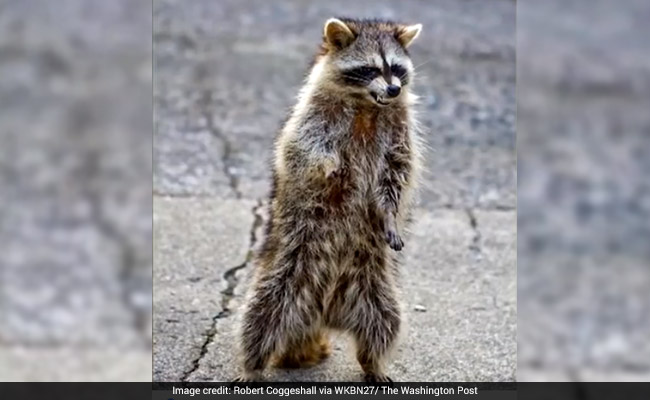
[351,107,378,142]
[324,108,402,211]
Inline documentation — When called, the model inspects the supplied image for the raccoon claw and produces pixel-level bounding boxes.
[323,157,341,180]
[232,373,259,383]
[385,230,404,251]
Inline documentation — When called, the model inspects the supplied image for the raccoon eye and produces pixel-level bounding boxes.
[348,66,381,80]
[340,66,381,87]
[390,64,407,78]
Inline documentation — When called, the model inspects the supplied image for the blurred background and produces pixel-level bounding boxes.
[0,0,152,380]
[154,0,516,382]
[518,0,650,381]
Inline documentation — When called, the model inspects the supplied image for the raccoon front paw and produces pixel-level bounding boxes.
[325,168,339,180]
[385,230,404,251]
[322,156,341,179]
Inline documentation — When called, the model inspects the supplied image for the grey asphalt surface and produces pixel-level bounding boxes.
[0,0,152,381]
[154,0,516,382]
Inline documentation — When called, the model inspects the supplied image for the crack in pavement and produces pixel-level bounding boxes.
[200,90,242,199]
[465,208,482,260]
[181,199,264,382]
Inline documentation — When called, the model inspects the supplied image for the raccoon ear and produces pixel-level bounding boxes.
[396,24,422,48]
[324,18,355,49]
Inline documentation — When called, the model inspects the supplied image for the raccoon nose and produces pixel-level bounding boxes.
[386,85,401,98]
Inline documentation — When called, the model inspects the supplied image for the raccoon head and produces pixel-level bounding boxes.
[320,18,422,106]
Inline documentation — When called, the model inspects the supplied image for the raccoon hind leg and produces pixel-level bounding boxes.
[238,238,330,379]
[349,248,401,383]
[273,330,331,369]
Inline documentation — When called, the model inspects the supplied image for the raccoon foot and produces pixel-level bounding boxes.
[273,334,331,369]
[385,230,403,251]
[364,372,394,383]
[232,371,262,383]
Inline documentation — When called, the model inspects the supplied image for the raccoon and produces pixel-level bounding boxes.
[236,18,423,382]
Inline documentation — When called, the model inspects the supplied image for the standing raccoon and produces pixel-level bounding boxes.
[237,18,423,382]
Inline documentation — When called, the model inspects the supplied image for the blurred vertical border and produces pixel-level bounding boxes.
[0,0,152,381]
[2,0,649,384]
[518,0,650,381]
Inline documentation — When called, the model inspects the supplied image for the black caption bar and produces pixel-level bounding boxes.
[153,382,514,400]
[2,383,650,399]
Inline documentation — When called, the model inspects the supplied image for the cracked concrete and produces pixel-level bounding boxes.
[153,0,516,207]
[153,197,256,381]
[153,0,516,382]
[219,201,264,317]
[178,201,263,381]
[466,208,483,261]
[200,93,243,200]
